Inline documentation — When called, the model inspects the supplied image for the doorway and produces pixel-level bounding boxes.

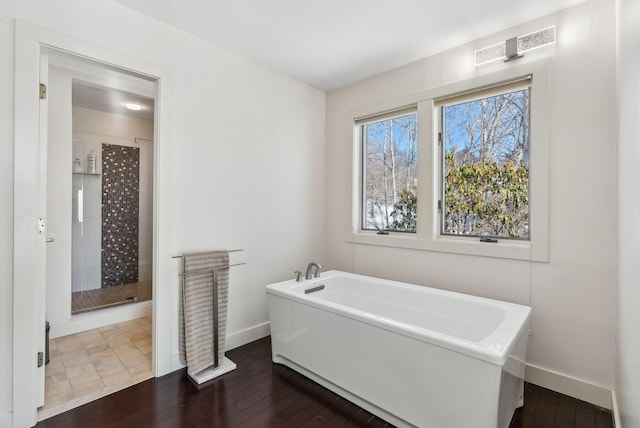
[35,49,157,419]
[13,20,172,428]
[44,50,156,331]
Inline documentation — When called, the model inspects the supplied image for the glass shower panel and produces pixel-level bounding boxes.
[71,156,104,313]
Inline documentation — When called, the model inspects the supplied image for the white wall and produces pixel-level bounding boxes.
[325,0,616,397]
[616,0,640,425]
[0,0,325,423]
[0,15,14,428]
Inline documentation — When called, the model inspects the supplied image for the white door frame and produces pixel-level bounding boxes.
[13,20,173,428]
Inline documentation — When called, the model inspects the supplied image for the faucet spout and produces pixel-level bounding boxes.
[305,262,323,280]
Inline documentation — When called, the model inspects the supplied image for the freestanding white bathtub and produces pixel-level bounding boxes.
[266,270,531,428]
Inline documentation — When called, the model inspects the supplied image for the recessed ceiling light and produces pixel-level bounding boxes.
[125,103,143,111]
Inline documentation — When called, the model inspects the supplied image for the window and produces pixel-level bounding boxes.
[350,61,549,261]
[438,81,530,240]
[359,108,418,233]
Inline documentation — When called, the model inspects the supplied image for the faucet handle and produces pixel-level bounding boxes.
[314,264,323,278]
[295,271,303,282]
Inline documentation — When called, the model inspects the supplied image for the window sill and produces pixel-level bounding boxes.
[348,231,547,262]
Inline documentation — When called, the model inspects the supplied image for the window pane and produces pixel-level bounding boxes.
[442,88,530,239]
[362,112,418,232]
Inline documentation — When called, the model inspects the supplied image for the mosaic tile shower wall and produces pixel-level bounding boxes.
[102,143,140,287]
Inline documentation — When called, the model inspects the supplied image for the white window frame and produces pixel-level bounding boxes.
[348,60,549,262]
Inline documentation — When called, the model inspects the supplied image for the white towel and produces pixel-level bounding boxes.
[179,250,229,375]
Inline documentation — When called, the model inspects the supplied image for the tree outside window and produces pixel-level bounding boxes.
[362,111,418,232]
[441,87,530,239]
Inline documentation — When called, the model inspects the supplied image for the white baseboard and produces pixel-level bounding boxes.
[51,301,152,339]
[169,352,185,373]
[525,364,612,409]
[169,322,271,373]
[611,390,622,428]
[0,412,12,428]
[226,321,271,350]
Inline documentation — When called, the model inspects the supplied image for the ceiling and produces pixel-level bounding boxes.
[72,81,155,121]
[113,0,587,91]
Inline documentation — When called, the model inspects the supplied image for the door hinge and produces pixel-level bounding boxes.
[39,83,47,100]
[438,200,442,211]
[438,132,442,145]
[37,351,44,367]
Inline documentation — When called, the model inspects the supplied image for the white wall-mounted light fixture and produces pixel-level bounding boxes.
[475,26,556,66]
[125,102,143,111]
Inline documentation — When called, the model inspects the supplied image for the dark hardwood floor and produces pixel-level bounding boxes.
[37,337,613,428]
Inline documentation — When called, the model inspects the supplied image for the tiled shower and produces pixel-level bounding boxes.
[71,139,153,314]
[101,143,140,288]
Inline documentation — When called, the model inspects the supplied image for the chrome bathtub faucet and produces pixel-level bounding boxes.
[305,262,323,280]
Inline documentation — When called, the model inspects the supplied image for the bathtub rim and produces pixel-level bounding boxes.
[265,270,531,366]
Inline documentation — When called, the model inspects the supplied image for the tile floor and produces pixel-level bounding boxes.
[38,316,153,421]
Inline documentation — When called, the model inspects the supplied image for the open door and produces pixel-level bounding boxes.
[36,50,49,410]
[13,22,49,427]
